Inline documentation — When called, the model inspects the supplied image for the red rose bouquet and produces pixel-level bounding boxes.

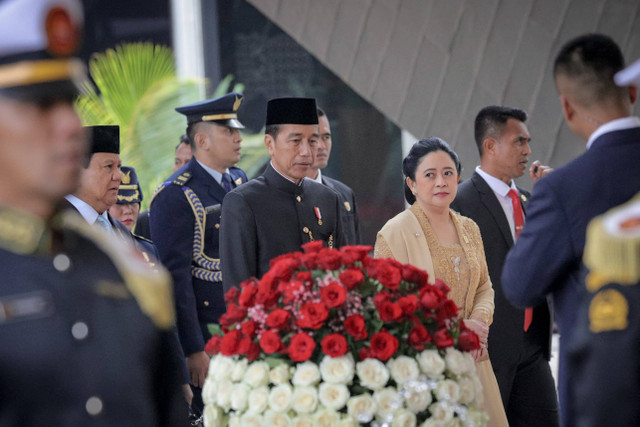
[203,243,488,426]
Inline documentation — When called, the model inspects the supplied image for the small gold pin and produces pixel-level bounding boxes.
[235,177,243,185]
[215,223,220,229]
[302,227,314,241]
[521,194,528,202]
[344,201,351,212]
[328,235,334,249]
[296,196,302,202]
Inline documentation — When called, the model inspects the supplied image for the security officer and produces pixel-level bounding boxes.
[569,194,640,426]
[149,93,248,407]
[0,0,186,425]
[220,97,345,292]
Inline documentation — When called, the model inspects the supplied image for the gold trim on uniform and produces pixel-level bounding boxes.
[235,177,243,186]
[232,96,242,111]
[201,113,238,121]
[94,280,131,299]
[0,58,85,88]
[589,289,628,333]
[0,206,49,255]
[117,191,140,202]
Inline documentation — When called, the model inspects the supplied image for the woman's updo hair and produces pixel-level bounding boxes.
[402,137,462,204]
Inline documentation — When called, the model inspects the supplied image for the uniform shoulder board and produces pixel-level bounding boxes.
[172,171,192,186]
[149,183,166,206]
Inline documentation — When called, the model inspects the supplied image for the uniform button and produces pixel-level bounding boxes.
[303,227,310,233]
[53,254,71,272]
[215,224,220,229]
[204,301,210,306]
[296,196,302,202]
[85,396,103,416]
[71,321,89,340]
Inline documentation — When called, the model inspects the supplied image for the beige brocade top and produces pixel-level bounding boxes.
[374,203,494,325]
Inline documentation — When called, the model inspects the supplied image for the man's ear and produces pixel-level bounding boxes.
[194,131,207,151]
[628,84,637,105]
[265,134,275,156]
[483,137,496,156]
[560,95,575,124]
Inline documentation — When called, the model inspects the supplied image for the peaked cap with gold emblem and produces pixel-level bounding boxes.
[175,92,245,128]
[0,0,87,102]
[117,166,143,204]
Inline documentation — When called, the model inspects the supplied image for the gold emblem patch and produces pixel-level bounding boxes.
[589,289,628,333]
[121,170,131,184]
[520,194,528,203]
[344,201,351,212]
[233,96,242,112]
[235,177,243,186]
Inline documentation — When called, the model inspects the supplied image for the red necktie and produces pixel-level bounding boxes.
[508,189,533,332]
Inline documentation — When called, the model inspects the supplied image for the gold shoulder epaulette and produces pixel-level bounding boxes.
[149,184,166,206]
[173,171,192,186]
[60,212,175,330]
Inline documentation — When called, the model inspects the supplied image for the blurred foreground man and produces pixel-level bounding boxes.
[305,107,360,244]
[0,0,186,425]
[502,33,640,425]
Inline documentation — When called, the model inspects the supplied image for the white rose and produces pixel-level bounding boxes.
[392,409,417,427]
[230,358,248,382]
[202,404,223,427]
[467,409,489,426]
[202,378,218,405]
[210,355,234,382]
[291,386,318,414]
[419,419,446,427]
[227,413,241,427]
[320,354,355,384]
[463,352,476,374]
[292,361,321,386]
[428,402,454,422]
[347,393,377,423]
[318,382,350,410]
[247,386,269,414]
[457,377,475,404]
[404,385,432,413]
[270,363,292,385]
[269,383,293,412]
[444,348,468,376]
[387,356,420,386]
[313,407,341,427]
[338,415,359,427]
[264,409,292,427]
[417,350,445,378]
[239,412,263,427]
[215,379,233,410]
[356,358,390,390]
[447,418,463,427]
[374,387,402,418]
[291,415,314,427]
[472,376,484,407]
[435,379,460,403]
[230,382,250,411]
[244,361,270,388]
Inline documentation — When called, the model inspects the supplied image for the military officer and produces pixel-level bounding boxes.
[0,0,186,424]
[220,97,345,292]
[305,107,360,244]
[149,93,248,403]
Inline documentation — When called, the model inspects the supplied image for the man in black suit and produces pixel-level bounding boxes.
[220,97,345,292]
[502,33,640,426]
[452,106,558,426]
[305,107,360,244]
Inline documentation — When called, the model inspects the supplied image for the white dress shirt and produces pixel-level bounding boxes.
[196,159,228,185]
[587,116,640,149]
[474,166,521,242]
[306,168,323,184]
[65,194,104,225]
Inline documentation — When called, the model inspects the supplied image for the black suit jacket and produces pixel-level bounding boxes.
[451,172,552,378]
[322,175,360,245]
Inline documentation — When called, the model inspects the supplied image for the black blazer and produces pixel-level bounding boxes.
[322,175,360,245]
[452,172,553,371]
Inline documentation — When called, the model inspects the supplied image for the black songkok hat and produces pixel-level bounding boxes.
[265,97,319,126]
[86,125,120,154]
[117,166,143,204]
[175,92,244,128]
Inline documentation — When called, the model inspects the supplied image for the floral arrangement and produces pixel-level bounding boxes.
[203,242,488,426]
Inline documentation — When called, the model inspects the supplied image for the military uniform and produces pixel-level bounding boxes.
[134,210,152,240]
[221,162,344,291]
[0,208,186,426]
[322,174,360,245]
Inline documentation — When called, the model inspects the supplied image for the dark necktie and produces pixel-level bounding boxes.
[221,173,233,193]
[508,189,533,332]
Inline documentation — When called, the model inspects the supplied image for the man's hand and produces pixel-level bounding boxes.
[529,160,553,182]
[186,351,210,388]
[182,383,193,405]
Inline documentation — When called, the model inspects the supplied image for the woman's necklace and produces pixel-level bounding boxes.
[451,256,461,281]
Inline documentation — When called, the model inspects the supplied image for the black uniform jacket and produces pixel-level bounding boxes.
[322,174,360,245]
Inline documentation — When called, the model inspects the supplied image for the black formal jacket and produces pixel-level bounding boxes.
[220,163,345,292]
[322,175,360,245]
[451,172,553,381]
[134,210,151,240]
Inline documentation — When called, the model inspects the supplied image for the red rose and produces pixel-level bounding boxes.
[378,301,403,322]
[220,330,241,356]
[266,308,291,330]
[436,299,459,321]
[320,282,347,308]
[238,282,258,308]
[297,302,329,329]
[434,278,450,295]
[301,241,324,253]
[300,252,319,269]
[370,330,399,361]
[256,272,281,308]
[373,261,402,291]
[398,295,419,315]
[321,333,348,357]
[458,328,481,351]
[363,257,379,276]
[260,329,284,354]
[344,314,368,340]
[224,287,240,304]
[419,285,444,310]
[401,264,429,287]
[339,267,365,290]
[204,335,222,355]
[433,328,454,348]
[295,271,312,282]
[241,319,257,337]
[289,332,316,362]
[340,245,372,264]
[238,337,260,361]
[317,248,343,270]
[408,324,431,351]
[219,303,247,327]
[282,280,304,304]
[373,290,391,308]
[269,256,299,281]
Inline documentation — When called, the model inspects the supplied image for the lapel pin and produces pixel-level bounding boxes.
[314,207,323,225]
